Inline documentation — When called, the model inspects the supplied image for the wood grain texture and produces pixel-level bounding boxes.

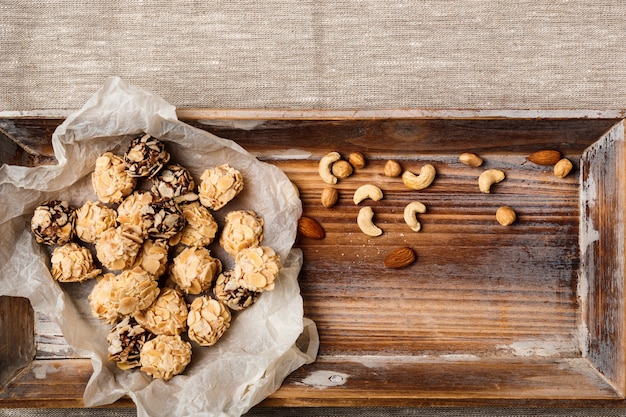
[581,121,626,394]
[0,357,621,408]
[286,156,582,356]
[267,357,622,405]
[1,113,625,407]
[0,119,56,166]
[0,296,35,390]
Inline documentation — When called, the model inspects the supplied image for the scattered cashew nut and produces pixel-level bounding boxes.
[402,164,436,190]
[478,169,505,193]
[404,202,426,232]
[353,184,384,205]
[357,206,382,237]
[318,151,341,184]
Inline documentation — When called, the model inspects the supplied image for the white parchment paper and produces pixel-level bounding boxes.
[0,77,319,417]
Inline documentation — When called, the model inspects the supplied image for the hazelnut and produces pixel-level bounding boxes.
[348,152,366,169]
[321,187,339,208]
[331,160,353,179]
[384,160,402,177]
[496,206,516,226]
[459,152,483,167]
[554,158,573,178]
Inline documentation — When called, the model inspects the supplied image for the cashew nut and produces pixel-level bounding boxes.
[357,206,382,237]
[318,151,341,184]
[353,184,383,205]
[478,169,505,193]
[404,202,426,232]
[402,164,436,190]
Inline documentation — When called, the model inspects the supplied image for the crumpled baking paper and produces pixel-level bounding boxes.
[0,76,319,417]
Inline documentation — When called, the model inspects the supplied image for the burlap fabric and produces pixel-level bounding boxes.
[1,0,625,111]
[2,1,626,416]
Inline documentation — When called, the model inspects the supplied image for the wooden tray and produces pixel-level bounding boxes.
[1,110,626,408]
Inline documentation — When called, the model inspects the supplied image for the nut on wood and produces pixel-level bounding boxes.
[478,169,505,193]
[321,187,339,208]
[353,184,384,205]
[331,160,353,179]
[384,160,402,177]
[459,152,483,167]
[383,247,416,269]
[349,152,366,169]
[527,150,562,166]
[554,158,573,178]
[401,164,436,190]
[496,206,516,226]
[318,151,341,184]
[357,206,382,237]
[404,201,426,232]
[297,216,325,239]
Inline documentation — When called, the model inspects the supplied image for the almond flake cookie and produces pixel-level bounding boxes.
[213,271,261,311]
[30,200,75,245]
[140,199,186,240]
[169,246,222,295]
[198,164,244,210]
[151,164,197,202]
[89,273,122,324]
[92,152,136,204]
[132,239,169,279]
[75,201,117,244]
[219,210,264,257]
[89,268,160,323]
[124,134,170,179]
[178,201,219,247]
[234,246,281,292]
[134,287,188,336]
[50,242,102,282]
[115,267,161,316]
[107,316,155,370]
[140,334,192,381]
[95,225,143,271]
[117,191,154,238]
[187,296,231,347]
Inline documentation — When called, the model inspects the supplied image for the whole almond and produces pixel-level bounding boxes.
[321,187,339,208]
[298,216,325,239]
[383,247,416,269]
[527,150,561,166]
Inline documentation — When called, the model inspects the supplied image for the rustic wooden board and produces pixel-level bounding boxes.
[581,123,626,394]
[1,112,625,408]
[0,296,35,390]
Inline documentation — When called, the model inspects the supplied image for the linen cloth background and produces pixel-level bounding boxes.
[1,0,625,111]
[2,1,626,416]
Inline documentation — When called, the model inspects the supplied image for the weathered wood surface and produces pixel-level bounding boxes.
[0,296,35,390]
[581,122,626,394]
[1,113,625,407]
[0,357,621,408]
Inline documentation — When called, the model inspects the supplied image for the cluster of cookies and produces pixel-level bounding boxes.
[30,133,282,381]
